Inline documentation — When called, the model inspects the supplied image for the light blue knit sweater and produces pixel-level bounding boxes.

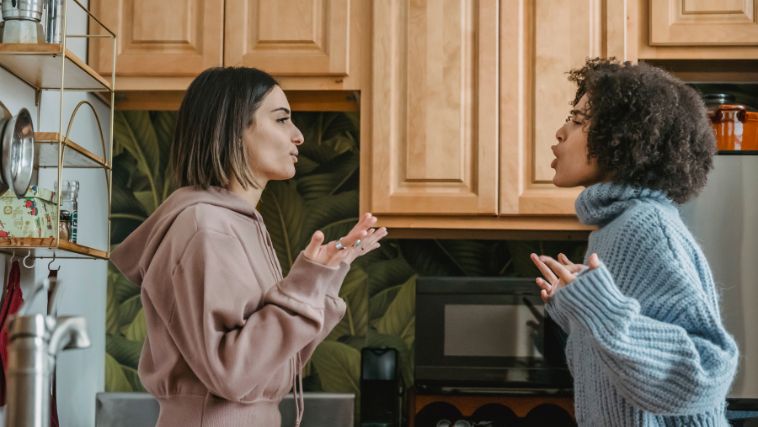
[547,183,739,426]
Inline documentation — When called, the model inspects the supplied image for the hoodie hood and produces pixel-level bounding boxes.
[111,186,258,286]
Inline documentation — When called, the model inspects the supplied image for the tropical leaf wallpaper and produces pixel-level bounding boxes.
[106,110,586,417]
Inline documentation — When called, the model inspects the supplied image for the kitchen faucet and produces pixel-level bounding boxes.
[4,277,91,427]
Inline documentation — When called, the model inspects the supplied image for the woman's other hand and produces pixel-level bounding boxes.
[303,212,388,268]
[530,252,600,303]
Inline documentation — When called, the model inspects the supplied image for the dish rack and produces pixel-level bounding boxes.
[0,0,115,260]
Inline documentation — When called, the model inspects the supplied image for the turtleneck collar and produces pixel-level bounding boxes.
[575,182,673,226]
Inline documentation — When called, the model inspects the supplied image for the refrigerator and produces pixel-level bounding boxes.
[679,154,758,400]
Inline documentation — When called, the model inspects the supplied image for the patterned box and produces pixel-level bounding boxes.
[0,186,58,239]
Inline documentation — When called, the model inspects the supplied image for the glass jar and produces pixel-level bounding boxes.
[703,93,736,113]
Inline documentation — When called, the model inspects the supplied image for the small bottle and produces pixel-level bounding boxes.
[59,181,79,243]
[70,180,79,243]
[59,210,71,241]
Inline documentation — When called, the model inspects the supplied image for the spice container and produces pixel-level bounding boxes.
[58,180,79,243]
[58,210,71,241]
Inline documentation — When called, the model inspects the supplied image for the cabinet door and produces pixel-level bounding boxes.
[650,0,758,46]
[368,0,499,215]
[224,0,350,76]
[89,0,224,77]
[500,0,632,215]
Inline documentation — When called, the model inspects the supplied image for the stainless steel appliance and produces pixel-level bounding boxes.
[44,0,62,43]
[5,279,91,427]
[0,0,45,43]
[414,277,571,392]
[679,154,758,399]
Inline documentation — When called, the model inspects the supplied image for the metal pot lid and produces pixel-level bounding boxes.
[1,108,35,197]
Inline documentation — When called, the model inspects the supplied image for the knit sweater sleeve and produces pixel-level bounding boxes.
[165,229,349,401]
[546,262,738,415]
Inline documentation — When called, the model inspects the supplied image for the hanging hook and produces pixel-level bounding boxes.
[22,250,35,269]
[9,249,16,263]
[48,251,59,271]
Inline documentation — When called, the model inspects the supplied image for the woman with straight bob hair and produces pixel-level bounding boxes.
[111,67,387,426]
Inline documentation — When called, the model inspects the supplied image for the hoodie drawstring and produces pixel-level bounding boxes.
[292,354,304,427]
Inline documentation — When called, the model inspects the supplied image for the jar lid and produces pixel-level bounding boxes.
[60,210,71,219]
[703,93,736,107]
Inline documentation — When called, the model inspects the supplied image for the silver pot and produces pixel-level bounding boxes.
[2,0,45,22]
[0,108,36,197]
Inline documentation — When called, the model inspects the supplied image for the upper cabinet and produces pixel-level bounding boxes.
[93,0,758,233]
[638,0,758,59]
[500,0,621,218]
[88,0,368,104]
[225,0,350,77]
[367,0,499,216]
[363,0,631,233]
[89,0,224,81]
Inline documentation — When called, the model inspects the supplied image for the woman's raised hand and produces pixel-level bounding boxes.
[303,213,388,268]
[530,252,601,303]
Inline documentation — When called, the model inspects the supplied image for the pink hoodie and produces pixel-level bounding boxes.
[110,186,348,426]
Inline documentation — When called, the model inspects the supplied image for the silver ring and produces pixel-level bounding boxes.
[353,239,362,248]
[335,239,346,250]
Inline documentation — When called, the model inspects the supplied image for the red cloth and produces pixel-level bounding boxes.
[0,260,23,406]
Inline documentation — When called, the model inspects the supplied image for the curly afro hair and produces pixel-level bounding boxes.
[568,58,716,203]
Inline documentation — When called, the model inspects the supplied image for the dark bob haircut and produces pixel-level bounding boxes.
[568,58,716,203]
[170,67,278,189]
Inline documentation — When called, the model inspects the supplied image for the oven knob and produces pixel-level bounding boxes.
[435,419,452,427]
[453,421,473,427]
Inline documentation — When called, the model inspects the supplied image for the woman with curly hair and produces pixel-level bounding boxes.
[530,58,738,426]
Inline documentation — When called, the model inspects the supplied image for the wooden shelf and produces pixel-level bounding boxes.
[0,238,108,260]
[35,132,110,169]
[0,44,111,91]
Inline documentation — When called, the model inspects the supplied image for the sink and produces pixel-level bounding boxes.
[95,392,354,427]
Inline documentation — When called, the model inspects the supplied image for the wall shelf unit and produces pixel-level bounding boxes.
[0,43,111,92]
[0,0,115,260]
[35,132,110,169]
[0,239,108,260]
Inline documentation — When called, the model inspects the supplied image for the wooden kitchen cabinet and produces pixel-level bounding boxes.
[89,0,224,83]
[224,0,350,77]
[88,0,368,104]
[363,0,632,234]
[638,0,758,59]
[366,0,499,217]
[499,0,633,217]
